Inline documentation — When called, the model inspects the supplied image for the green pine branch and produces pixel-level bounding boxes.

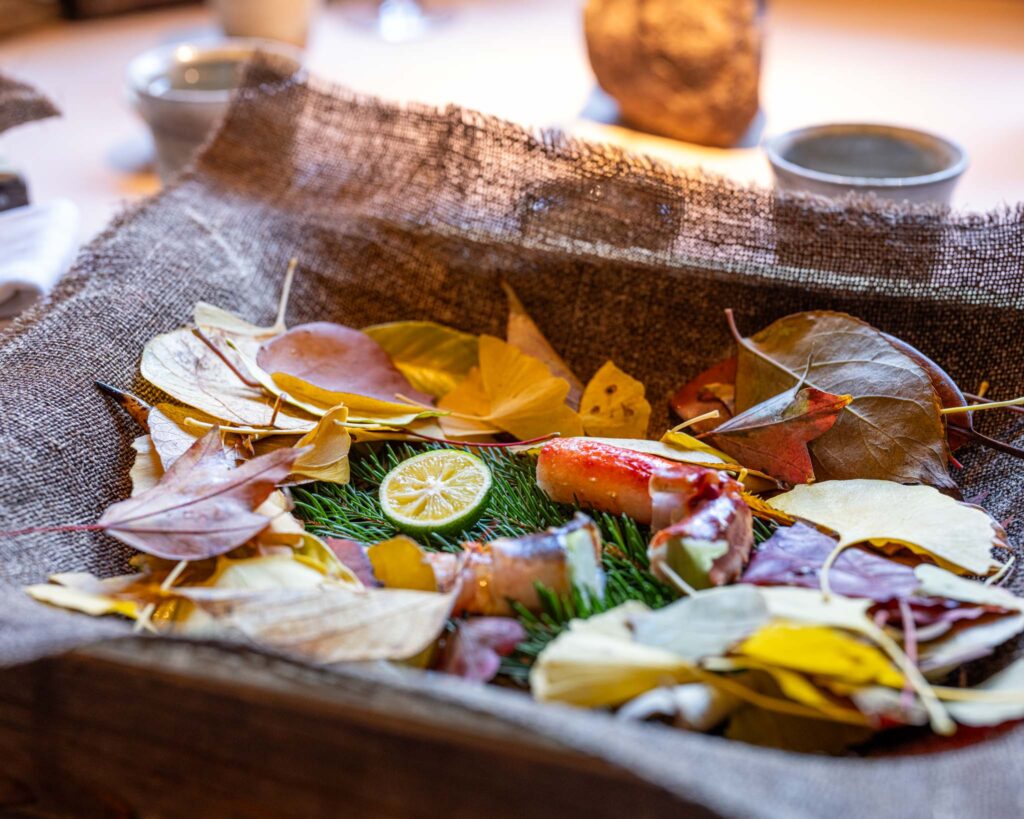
[292,442,775,683]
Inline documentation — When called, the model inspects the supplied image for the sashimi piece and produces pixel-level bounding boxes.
[536,438,706,525]
[427,515,602,615]
[648,465,753,588]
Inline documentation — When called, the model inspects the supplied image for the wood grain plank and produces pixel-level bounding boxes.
[0,640,711,819]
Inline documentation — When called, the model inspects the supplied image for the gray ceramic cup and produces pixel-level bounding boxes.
[764,123,968,205]
[127,39,304,181]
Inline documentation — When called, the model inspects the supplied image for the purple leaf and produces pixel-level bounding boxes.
[741,522,919,602]
[439,617,526,682]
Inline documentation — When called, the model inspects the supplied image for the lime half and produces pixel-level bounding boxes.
[379,449,492,537]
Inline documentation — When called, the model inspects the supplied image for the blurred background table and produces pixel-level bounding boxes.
[1,0,1022,242]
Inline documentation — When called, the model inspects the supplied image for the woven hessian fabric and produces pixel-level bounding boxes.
[1,64,1023,817]
[0,71,58,134]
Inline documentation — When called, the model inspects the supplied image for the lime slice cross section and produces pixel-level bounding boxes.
[379,449,493,537]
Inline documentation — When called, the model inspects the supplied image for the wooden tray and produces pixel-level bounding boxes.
[0,640,704,818]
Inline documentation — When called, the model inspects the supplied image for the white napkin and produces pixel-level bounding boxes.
[0,199,79,323]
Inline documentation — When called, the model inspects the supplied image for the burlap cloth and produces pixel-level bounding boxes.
[0,71,58,134]
[1,64,1023,817]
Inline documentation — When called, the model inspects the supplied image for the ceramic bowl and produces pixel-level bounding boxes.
[764,123,968,204]
[127,39,304,181]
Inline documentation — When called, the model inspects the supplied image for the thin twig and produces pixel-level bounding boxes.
[959,426,1024,460]
[191,327,262,388]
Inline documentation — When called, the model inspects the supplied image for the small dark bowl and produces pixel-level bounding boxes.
[764,123,968,204]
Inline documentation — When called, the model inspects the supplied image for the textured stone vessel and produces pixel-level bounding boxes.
[584,0,761,147]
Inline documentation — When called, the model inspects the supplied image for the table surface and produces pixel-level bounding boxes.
[1,0,1022,243]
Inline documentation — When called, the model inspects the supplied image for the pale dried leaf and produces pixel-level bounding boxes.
[769,479,1005,576]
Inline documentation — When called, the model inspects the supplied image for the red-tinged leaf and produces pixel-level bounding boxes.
[706,386,852,484]
[730,310,954,488]
[881,332,972,450]
[741,522,920,602]
[669,356,737,433]
[439,617,527,682]
[872,597,1010,640]
[257,322,432,404]
[325,538,380,588]
[97,428,299,560]
[648,465,753,589]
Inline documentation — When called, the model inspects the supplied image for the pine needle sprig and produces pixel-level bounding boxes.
[292,442,776,682]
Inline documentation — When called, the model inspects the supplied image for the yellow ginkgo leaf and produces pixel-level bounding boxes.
[578,361,651,438]
[735,623,904,689]
[530,602,696,707]
[26,578,142,620]
[366,536,437,591]
[292,405,352,483]
[768,479,1006,576]
[438,335,584,440]
[129,434,163,496]
[363,321,479,399]
[272,371,442,426]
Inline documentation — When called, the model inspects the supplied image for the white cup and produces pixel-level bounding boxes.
[209,0,323,48]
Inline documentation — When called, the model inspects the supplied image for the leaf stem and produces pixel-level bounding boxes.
[273,258,298,333]
[191,327,262,388]
[670,409,720,433]
[0,523,104,536]
[941,396,1024,415]
[964,392,1024,415]
[959,427,1024,460]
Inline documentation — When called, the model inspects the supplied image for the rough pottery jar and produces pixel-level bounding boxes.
[584,0,761,147]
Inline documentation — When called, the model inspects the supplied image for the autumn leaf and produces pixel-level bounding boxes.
[363,320,479,399]
[366,535,438,591]
[326,538,380,587]
[257,322,432,405]
[530,602,696,707]
[26,573,147,620]
[617,684,742,732]
[730,310,953,488]
[271,372,439,427]
[632,585,769,662]
[735,623,904,689]
[669,356,737,434]
[705,386,852,484]
[439,617,527,682]
[141,328,313,431]
[194,584,457,663]
[502,281,584,410]
[578,361,652,438]
[741,522,920,602]
[129,434,163,496]
[944,659,1024,727]
[768,479,1006,576]
[148,403,216,468]
[291,405,352,483]
[97,428,298,560]
[438,335,584,439]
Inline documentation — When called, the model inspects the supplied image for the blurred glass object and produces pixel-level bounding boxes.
[342,0,452,44]
[210,0,322,48]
